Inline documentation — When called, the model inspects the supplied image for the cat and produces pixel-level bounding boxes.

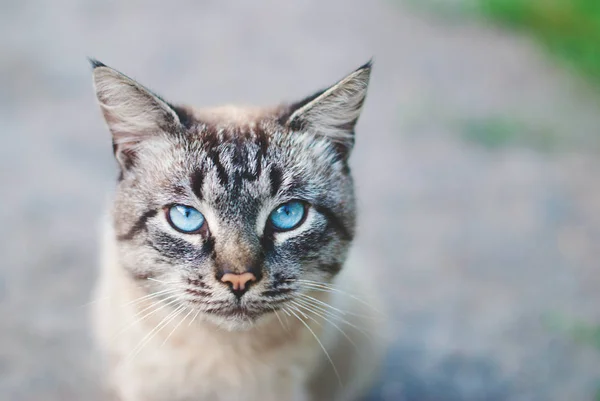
[90,59,385,401]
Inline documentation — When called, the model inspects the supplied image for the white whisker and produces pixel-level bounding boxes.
[291,300,358,350]
[294,297,345,321]
[124,304,186,364]
[290,302,315,323]
[79,295,111,308]
[271,307,288,333]
[110,294,181,342]
[82,283,179,310]
[297,293,347,315]
[293,297,373,340]
[162,307,193,346]
[297,293,376,320]
[285,306,342,386]
[188,309,201,326]
[147,277,180,285]
[292,280,381,313]
[122,287,180,308]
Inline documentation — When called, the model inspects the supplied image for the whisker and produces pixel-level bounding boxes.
[279,307,293,331]
[124,304,186,364]
[285,306,342,386]
[188,309,201,326]
[292,278,348,287]
[109,294,181,342]
[79,295,111,308]
[289,302,315,323]
[294,296,345,321]
[293,297,373,340]
[270,306,288,333]
[297,293,347,316]
[147,277,181,285]
[292,280,381,313]
[81,282,179,309]
[290,300,358,351]
[297,293,377,321]
[122,287,180,308]
[161,307,193,346]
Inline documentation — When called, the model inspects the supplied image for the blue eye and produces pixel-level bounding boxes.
[269,201,306,231]
[167,205,205,233]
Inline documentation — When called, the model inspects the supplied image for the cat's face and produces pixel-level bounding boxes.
[92,60,370,330]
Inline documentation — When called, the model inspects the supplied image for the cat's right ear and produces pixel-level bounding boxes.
[90,59,183,172]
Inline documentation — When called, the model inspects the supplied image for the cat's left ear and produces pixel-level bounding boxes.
[282,61,372,157]
[90,59,184,172]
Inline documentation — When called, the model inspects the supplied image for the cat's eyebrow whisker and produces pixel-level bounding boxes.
[285,306,342,387]
[290,300,358,351]
[124,304,187,365]
[161,307,193,347]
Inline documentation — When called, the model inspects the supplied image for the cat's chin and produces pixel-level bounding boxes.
[199,308,275,332]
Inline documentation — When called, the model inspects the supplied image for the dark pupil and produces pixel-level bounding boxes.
[183,208,191,217]
[282,206,291,215]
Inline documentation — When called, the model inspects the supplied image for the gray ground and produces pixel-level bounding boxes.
[1,1,600,400]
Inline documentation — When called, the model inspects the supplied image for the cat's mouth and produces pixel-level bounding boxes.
[204,304,266,320]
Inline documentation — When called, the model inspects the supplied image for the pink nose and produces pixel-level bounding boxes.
[220,272,256,292]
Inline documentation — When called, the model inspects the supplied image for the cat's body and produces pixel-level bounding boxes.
[90,61,384,401]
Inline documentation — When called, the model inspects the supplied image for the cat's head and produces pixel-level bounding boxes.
[91,59,371,330]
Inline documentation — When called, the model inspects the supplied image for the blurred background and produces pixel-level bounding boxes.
[1,0,600,400]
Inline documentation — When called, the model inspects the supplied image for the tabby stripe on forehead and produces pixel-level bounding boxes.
[190,170,204,200]
[269,166,283,197]
[254,151,263,179]
[253,127,269,177]
[207,149,229,186]
[117,209,157,241]
[313,205,353,242]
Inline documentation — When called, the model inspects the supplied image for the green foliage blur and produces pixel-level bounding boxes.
[544,315,600,399]
[479,0,600,83]
[570,323,600,400]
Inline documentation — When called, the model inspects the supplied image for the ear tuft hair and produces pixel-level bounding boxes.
[91,62,182,173]
[283,61,372,157]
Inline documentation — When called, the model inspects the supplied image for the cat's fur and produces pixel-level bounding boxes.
[91,60,384,401]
